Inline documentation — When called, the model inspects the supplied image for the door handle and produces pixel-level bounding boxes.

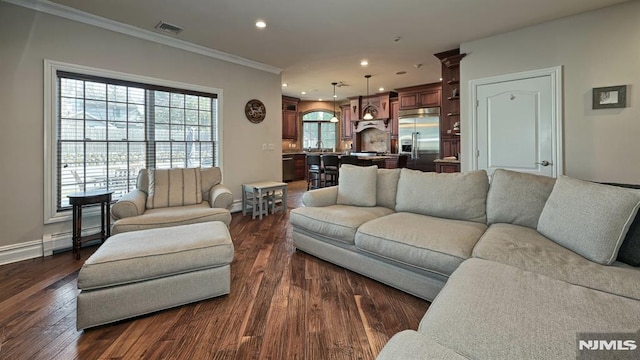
[535,160,552,166]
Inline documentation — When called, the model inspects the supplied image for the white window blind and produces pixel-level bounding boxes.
[56,71,218,210]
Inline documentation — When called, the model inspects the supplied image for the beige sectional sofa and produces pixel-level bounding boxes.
[111,167,233,234]
[289,166,640,359]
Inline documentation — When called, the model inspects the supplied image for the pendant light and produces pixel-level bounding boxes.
[363,74,373,120]
[330,82,339,123]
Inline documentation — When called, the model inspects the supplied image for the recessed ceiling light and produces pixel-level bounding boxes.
[333,94,338,98]
[439,78,443,81]
[378,87,384,91]
[301,91,306,95]
[318,98,323,101]
[255,20,266,28]
[282,83,288,87]
[360,60,369,66]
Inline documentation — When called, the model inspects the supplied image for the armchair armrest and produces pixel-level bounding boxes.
[209,184,233,209]
[302,186,338,207]
[111,189,147,220]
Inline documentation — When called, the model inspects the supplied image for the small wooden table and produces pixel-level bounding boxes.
[241,181,287,220]
[68,190,113,260]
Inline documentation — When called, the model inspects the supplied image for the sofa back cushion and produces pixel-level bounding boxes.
[376,168,401,210]
[146,168,203,209]
[537,176,640,265]
[395,169,489,223]
[336,165,378,207]
[487,169,556,229]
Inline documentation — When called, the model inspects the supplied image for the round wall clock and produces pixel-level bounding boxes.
[244,99,266,123]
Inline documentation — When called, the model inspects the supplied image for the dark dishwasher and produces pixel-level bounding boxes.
[282,156,294,182]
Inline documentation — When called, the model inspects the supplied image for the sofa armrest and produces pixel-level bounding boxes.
[302,186,338,207]
[111,189,147,220]
[209,184,233,209]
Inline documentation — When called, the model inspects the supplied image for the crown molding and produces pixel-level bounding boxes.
[3,0,283,75]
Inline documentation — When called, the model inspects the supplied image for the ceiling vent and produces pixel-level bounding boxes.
[154,21,183,35]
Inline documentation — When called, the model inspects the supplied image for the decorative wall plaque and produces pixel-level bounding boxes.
[245,99,266,123]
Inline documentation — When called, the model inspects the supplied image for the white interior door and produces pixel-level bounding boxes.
[470,67,563,177]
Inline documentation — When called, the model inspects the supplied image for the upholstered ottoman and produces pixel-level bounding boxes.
[76,221,234,330]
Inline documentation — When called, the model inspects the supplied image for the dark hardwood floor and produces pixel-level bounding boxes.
[0,180,429,359]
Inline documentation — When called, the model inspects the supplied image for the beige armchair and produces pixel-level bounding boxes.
[111,167,233,235]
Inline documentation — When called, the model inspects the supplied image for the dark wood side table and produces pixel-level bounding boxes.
[68,190,113,260]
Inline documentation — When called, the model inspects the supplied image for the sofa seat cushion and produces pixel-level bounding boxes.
[78,222,234,291]
[473,223,640,300]
[290,205,393,245]
[111,202,231,235]
[377,330,470,360]
[355,213,487,277]
[418,258,640,360]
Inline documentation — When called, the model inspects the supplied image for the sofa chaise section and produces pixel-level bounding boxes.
[418,259,640,360]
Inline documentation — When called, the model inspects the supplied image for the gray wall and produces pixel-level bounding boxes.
[460,1,640,183]
[0,3,282,251]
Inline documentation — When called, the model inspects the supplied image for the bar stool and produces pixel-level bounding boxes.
[397,154,409,168]
[340,155,360,166]
[306,154,324,190]
[322,154,340,186]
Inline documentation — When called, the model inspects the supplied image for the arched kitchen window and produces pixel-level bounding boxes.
[302,110,337,151]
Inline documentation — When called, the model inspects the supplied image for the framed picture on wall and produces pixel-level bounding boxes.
[592,85,627,109]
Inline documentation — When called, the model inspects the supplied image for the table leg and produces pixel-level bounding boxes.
[258,189,264,220]
[283,186,288,213]
[242,186,247,216]
[105,200,111,238]
[75,205,82,260]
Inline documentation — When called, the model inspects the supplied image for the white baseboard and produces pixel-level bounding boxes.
[0,225,102,266]
[0,240,44,266]
[230,200,242,213]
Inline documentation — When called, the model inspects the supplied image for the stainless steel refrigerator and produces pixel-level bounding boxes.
[398,107,440,172]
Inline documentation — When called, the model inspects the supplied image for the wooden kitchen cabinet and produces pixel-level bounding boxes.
[435,49,466,161]
[390,99,399,138]
[282,96,299,140]
[340,104,352,140]
[396,83,441,110]
[349,98,360,121]
[435,160,460,173]
[293,154,306,180]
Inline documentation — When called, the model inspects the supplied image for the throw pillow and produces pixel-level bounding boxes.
[146,168,203,209]
[537,176,640,265]
[486,169,556,229]
[376,168,401,210]
[395,169,489,223]
[336,165,378,207]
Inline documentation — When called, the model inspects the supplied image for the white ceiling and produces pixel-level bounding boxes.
[49,0,629,101]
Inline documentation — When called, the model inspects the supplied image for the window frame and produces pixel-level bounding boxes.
[44,60,224,224]
[301,109,337,150]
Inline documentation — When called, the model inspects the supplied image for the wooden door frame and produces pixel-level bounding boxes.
[468,66,564,177]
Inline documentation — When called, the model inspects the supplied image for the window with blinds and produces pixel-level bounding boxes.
[57,72,218,210]
[302,110,337,150]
